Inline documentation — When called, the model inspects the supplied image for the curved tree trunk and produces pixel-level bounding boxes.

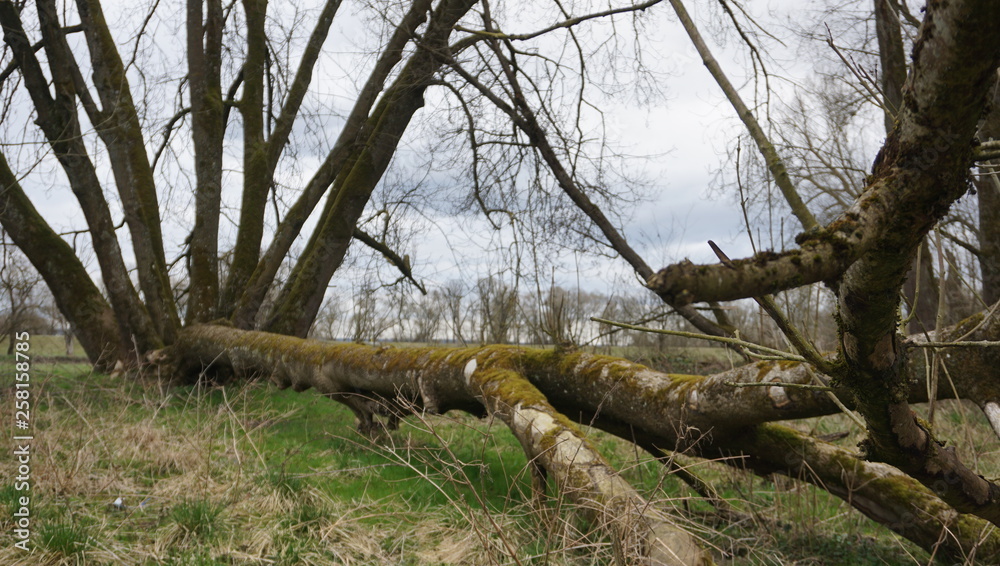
[170,324,711,565]
[166,323,1000,560]
[0,154,124,369]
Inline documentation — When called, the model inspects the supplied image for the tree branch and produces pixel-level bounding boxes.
[231,0,435,326]
[669,0,818,232]
[352,227,426,295]
[0,23,82,86]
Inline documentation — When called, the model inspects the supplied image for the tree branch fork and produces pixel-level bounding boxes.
[648,0,1000,529]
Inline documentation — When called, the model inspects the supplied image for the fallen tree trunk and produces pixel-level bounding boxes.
[166,324,1000,560]
[730,425,1000,561]
[170,324,710,565]
[469,355,707,565]
[605,304,1000,432]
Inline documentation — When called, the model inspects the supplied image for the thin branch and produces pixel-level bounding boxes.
[907,340,1000,348]
[352,228,426,295]
[827,27,890,118]
[591,316,806,361]
[937,227,981,257]
[0,24,83,85]
[453,0,665,43]
[724,381,833,392]
[708,240,832,373]
[669,0,818,232]
[806,366,867,429]
[151,107,191,171]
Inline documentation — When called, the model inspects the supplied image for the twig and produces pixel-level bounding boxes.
[670,0,818,232]
[452,0,666,43]
[708,240,832,373]
[907,340,1000,348]
[806,366,866,429]
[590,317,806,362]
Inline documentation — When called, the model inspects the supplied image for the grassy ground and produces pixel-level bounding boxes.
[0,346,993,564]
[0,336,85,359]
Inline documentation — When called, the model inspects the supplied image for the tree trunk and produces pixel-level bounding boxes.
[980,174,1000,305]
[0,153,124,369]
[185,0,225,323]
[166,323,1000,560]
[169,324,711,565]
[976,76,1000,306]
[264,0,479,337]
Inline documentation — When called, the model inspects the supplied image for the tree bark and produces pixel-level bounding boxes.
[976,75,1000,306]
[734,425,1000,561]
[979,175,1000,305]
[170,324,711,564]
[186,0,225,323]
[874,0,906,132]
[167,323,1000,560]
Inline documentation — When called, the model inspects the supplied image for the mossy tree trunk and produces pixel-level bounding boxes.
[0,155,123,369]
[168,323,1000,561]
[977,78,1000,307]
[170,324,712,565]
[649,0,1000,527]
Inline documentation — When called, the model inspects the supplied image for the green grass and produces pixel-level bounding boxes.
[0,334,86,358]
[169,500,226,540]
[0,355,991,564]
[38,520,93,559]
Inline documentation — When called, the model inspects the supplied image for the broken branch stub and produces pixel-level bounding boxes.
[646,222,863,305]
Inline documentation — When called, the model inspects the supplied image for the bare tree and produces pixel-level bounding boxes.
[349,285,392,343]
[0,241,44,354]
[435,279,468,345]
[474,275,518,344]
[311,295,346,341]
[410,290,444,343]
